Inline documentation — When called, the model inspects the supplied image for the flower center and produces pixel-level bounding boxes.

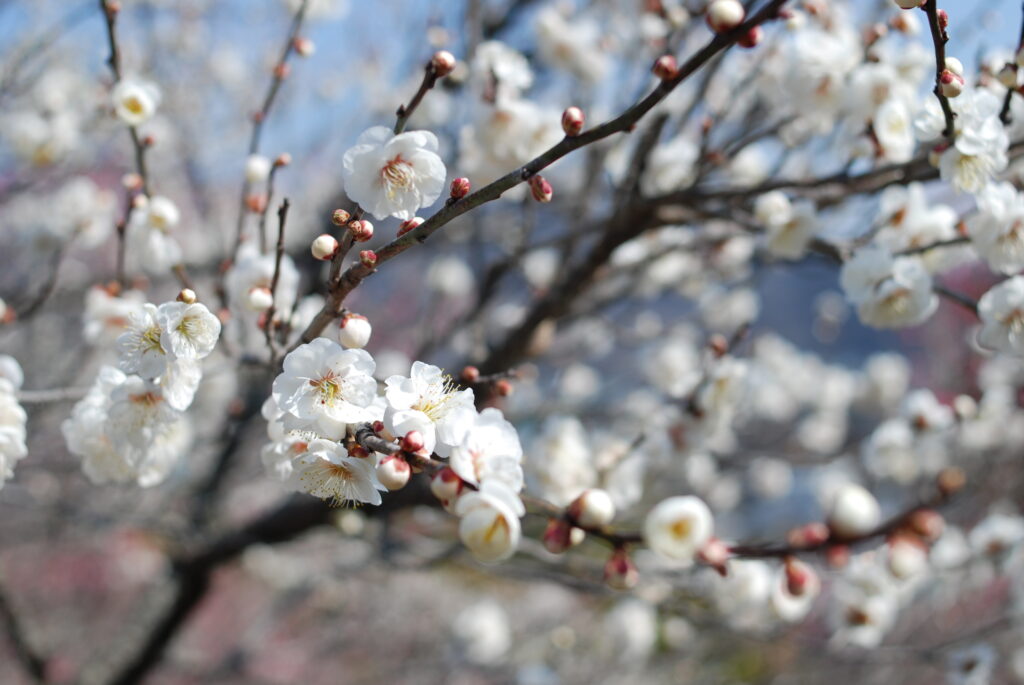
[302,459,358,507]
[1000,308,1024,334]
[309,370,344,407]
[124,95,145,116]
[670,517,693,540]
[141,325,165,355]
[380,154,414,199]
[412,373,461,422]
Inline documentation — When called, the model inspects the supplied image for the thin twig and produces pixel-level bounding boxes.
[1000,1,1024,125]
[923,0,957,139]
[263,199,291,365]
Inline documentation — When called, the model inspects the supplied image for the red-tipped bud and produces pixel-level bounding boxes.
[376,454,411,490]
[697,538,731,576]
[652,55,678,80]
[311,234,339,260]
[543,519,574,554]
[431,50,456,77]
[294,37,315,57]
[604,549,639,590]
[274,63,290,80]
[738,25,763,48]
[430,466,464,502]
[568,489,616,528]
[784,556,812,596]
[908,508,945,541]
[372,420,385,434]
[331,209,351,226]
[494,378,513,397]
[349,445,370,459]
[397,216,424,236]
[826,544,850,568]
[359,250,377,268]
[561,106,585,136]
[940,69,965,98]
[461,365,480,384]
[450,177,471,199]
[349,219,374,242]
[401,430,425,453]
[528,175,553,203]
[786,522,831,548]
[706,0,745,33]
[246,194,267,213]
[275,152,292,167]
[937,9,948,29]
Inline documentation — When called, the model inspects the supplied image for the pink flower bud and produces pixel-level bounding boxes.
[349,219,374,242]
[604,549,638,590]
[939,69,964,97]
[461,365,480,384]
[401,430,425,453]
[651,55,677,80]
[359,250,377,268]
[697,538,731,576]
[430,466,463,502]
[494,378,513,397]
[331,209,351,226]
[338,313,371,349]
[431,50,456,77]
[784,556,814,596]
[450,177,471,199]
[274,63,290,80]
[937,8,948,29]
[706,0,745,33]
[311,233,339,260]
[543,519,573,554]
[568,489,616,528]
[908,509,945,541]
[786,522,830,548]
[561,106,585,136]
[275,152,292,167]
[738,25,762,48]
[376,454,411,490]
[826,544,850,568]
[293,37,315,57]
[397,216,424,237]
[528,175,553,203]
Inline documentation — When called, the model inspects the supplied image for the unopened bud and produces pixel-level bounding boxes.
[245,154,272,183]
[349,219,374,242]
[561,106,585,136]
[246,194,267,213]
[543,518,573,554]
[937,9,948,30]
[450,177,471,199]
[786,521,830,548]
[176,288,197,304]
[359,250,377,268]
[122,173,143,191]
[706,0,745,33]
[430,466,463,502]
[826,544,850,568]
[604,549,639,590]
[401,430,425,453]
[338,313,371,349]
[697,538,731,575]
[528,175,553,203]
[651,54,677,80]
[494,378,513,397]
[784,556,812,596]
[431,50,456,77]
[294,37,315,57]
[738,25,763,48]
[142,134,155,147]
[568,489,616,528]
[376,454,411,490]
[461,365,480,384]
[937,466,965,497]
[247,286,274,311]
[275,152,292,167]
[349,445,370,459]
[940,69,964,97]
[311,233,339,260]
[274,63,290,80]
[998,63,1019,89]
[828,484,881,539]
[945,56,964,77]
[331,209,351,226]
[908,508,945,541]
[397,216,424,237]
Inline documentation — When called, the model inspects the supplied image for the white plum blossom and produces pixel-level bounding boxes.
[128,195,183,274]
[117,303,168,379]
[840,245,938,328]
[455,480,525,563]
[383,361,475,457]
[968,182,1024,275]
[828,483,882,538]
[978,276,1024,354]
[111,78,161,126]
[272,339,381,439]
[156,302,221,360]
[84,287,146,344]
[0,357,27,490]
[449,408,524,492]
[643,496,713,563]
[287,438,385,506]
[341,126,446,221]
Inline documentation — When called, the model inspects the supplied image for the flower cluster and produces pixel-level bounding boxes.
[0,356,27,491]
[63,297,221,485]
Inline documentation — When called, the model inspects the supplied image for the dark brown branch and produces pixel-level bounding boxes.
[263,199,291,365]
[1001,1,1024,125]
[924,0,956,139]
[293,0,789,350]
[394,60,444,135]
[933,283,978,314]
